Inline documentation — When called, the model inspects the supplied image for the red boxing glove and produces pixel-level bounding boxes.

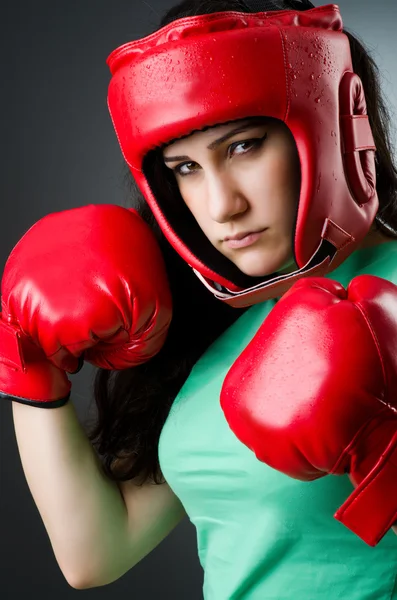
[220,275,397,546]
[0,204,172,407]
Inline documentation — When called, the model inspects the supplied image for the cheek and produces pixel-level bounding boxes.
[266,149,300,205]
[179,183,215,236]
[270,148,300,187]
[179,181,201,217]
[248,158,299,213]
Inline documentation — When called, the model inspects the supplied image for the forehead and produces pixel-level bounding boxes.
[162,118,261,155]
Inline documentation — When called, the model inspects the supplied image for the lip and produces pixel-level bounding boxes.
[223,228,267,249]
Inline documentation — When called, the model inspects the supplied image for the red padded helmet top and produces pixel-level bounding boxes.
[107,4,378,307]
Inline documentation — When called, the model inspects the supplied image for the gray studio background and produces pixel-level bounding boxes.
[0,1,396,598]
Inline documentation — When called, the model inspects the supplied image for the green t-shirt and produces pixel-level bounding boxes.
[158,241,397,600]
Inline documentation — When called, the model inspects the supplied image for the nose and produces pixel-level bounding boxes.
[206,170,248,223]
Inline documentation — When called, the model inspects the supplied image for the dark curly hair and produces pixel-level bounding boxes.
[86,0,397,486]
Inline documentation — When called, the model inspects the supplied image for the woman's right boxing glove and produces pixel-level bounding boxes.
[0,204,172,407]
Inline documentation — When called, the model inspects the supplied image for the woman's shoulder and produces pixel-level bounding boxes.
[328,236,397,286]
[365,237,397,284]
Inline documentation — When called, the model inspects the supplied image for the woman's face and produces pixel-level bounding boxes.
[162,118,301,278]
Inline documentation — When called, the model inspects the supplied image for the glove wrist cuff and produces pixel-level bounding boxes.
[0,390,70,408]
[334,430,397,546]
[0,318,71,407]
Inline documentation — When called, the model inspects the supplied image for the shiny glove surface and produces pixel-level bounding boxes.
[0,204,172,407]
[221,275,397,545]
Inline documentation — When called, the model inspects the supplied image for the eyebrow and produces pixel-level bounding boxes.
[163,119,265,163]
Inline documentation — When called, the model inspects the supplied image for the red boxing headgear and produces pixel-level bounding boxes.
[107,3,378,307]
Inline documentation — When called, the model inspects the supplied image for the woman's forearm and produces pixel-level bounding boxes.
[12,400,131,588]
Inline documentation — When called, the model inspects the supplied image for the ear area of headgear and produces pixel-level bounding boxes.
[339,72,377,206]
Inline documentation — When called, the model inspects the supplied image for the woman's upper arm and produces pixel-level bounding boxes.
[118,476,186,568]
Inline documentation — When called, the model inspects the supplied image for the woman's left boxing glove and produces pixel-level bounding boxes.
[220,275,397,546]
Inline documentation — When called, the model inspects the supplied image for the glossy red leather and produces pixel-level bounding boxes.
[220,275,397,545]
[0,205,172,406]
[107,5,378,304]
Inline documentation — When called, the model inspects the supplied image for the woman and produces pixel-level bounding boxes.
[4,0,397,598]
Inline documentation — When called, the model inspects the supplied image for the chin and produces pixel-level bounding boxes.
[235,250,295,278]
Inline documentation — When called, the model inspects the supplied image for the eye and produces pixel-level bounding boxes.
[173,161,200,177]
[228,134,268,158]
